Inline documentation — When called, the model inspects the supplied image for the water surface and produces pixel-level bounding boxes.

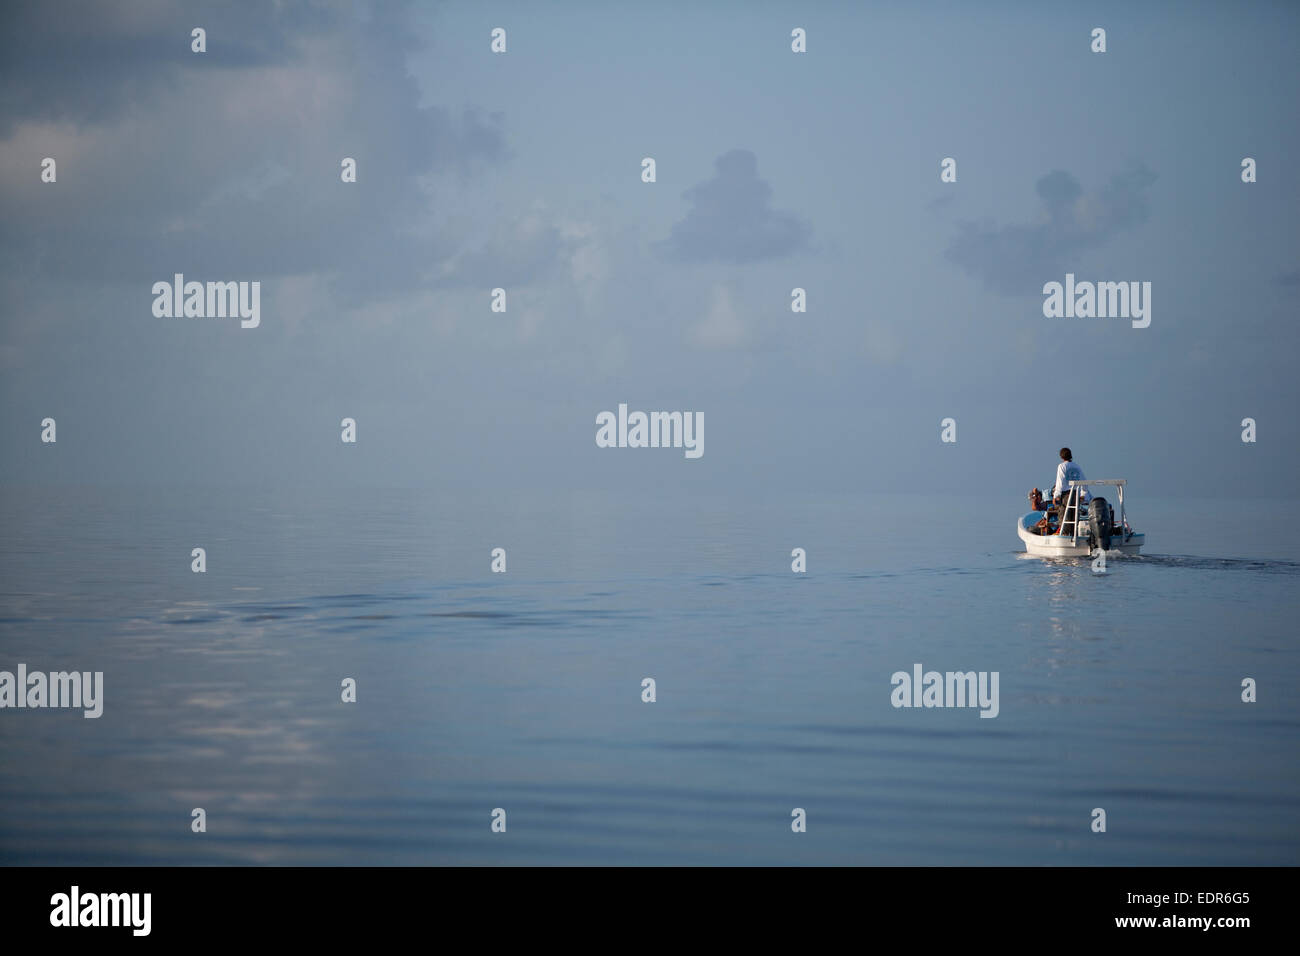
[1,485,1296,865]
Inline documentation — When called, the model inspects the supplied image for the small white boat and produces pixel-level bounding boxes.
[1017,479,1145,558]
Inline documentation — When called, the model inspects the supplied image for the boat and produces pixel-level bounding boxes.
[1017,479,1145,558]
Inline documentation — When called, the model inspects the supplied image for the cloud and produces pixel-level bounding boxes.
[433,207,608,303]
[0,0,330,136]
[944,164,1157,295]
[437,210,571,288]
[0,0,508,309]
[692,284,746,348]
[657,149,811,264]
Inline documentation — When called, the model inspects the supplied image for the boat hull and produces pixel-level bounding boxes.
[1017,512,1145,558]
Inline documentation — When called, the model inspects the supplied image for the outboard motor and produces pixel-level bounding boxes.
[1089,496,1113,550]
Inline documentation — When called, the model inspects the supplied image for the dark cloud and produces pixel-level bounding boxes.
[0,0,339,136]
[0,0,508,305]
[1035,169,1082,218]
[1275,268,1300,287]
[657,149,811,264]
[945,164,1157,295]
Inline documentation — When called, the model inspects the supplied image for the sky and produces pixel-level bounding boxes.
[1,0,1297,498]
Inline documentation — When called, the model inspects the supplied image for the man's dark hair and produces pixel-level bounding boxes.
[1060,447,1072,461]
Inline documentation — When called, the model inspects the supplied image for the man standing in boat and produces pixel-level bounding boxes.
[1052,447,1089,509]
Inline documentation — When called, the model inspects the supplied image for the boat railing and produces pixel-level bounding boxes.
[1067,479,1129,544]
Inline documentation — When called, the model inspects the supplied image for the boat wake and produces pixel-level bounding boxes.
[1127,554,1300,575]
[1014,550,1300,574]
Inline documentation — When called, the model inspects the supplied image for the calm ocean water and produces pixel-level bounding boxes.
[1,484,1297,865]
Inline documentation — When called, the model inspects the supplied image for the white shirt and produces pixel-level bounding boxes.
[1053,461,1088,502]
